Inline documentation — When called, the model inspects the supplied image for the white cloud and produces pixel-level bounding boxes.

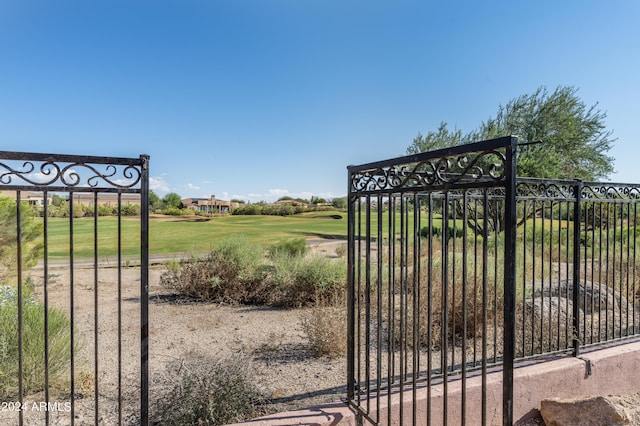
[186,183,200,190]
[150,176,170,193]
[267,188,290,197]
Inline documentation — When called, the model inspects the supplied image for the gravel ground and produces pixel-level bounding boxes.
[1,242,347,425]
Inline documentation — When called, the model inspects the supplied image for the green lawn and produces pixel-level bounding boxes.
[42,210,469,259]
[44,211,349,258]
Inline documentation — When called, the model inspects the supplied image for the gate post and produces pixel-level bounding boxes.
[503,136,518,426]
[140,154,150,426]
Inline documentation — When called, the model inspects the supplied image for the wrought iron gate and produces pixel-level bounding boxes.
[347,137,518,425]
[0,151,149,425]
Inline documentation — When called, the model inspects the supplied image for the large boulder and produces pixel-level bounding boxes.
[541,393,640,426]
[532,280,627,314]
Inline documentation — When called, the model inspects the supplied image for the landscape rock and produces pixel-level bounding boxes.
[532,279,627,314]
[540,393,640,426]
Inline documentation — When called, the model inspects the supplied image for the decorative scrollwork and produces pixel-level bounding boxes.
[516,181,575,199]
[582,184,640,200]
[351,149,506,193]
[0,159,142,189]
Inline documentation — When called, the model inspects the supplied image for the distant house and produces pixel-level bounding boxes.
[0,190,52,207]
[69,193,141,207]
[181,195,240,214]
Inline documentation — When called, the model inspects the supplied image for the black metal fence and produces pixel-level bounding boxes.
[347,137,640,425]
[0,151,149,425]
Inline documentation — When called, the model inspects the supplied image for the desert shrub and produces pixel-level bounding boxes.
[0,281,79,398]
[267,238,307,258]
[160,238,266,303]
[270,253,346,306]
[161,207,190,216]
[301,306,347,358]
[151,353,264,425]
[335,243,347,258]
[121,204,140,216]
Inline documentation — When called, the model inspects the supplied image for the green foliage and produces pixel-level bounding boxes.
[163,192,182,209]
[121,204,140,216]
[151,354,264,425]
[161,206,190,216]
[407,86,616,180]
[270,253,346,306]
[160,237,266,303]
[149,190,162,212]
[0,197,44,280]
[0,281,78,398]
[160,236,347,307]
[331,196,347,210]
[267,238,307,258]
[232,203,310,216]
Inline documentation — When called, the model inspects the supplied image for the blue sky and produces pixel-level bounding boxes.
[1,1,638,202]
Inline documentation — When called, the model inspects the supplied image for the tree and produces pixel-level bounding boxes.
[331,196,347,210]
[149,190,162,211]
[407,86,616,181]
[0,197,43,281]
[162,192,182,209]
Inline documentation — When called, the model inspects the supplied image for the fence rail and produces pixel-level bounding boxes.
[347,137,640,425]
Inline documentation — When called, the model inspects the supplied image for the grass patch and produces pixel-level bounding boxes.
[43,211,348,259]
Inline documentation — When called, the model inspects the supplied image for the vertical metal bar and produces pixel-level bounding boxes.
[633,201,637,335]
[17,191,24,426]
[532,200,537,355]
[69,192,75,426]
[482,189,489,426]
[140,154,150,426]
[474,198,479,366]
[376,194,383,419]
[346,170,356,403]
[598,202,603,341]
[605,203,611,340]
[540,201,546,351]
[493,198,499,363]
[94,192,100,424]
[412,193,420,426]
[356,198,362,406]
[387,195,394,423]
[117,193,123,425]
[365,195,371,414]
[502,136,518,426]
[626,201,631,336]
[442,191,449,426]
[573,180,582,356]
[521,199,527,358]
[399,196,405,426]
[461,190,468,425]
[613,202,618,338]
[426,193,433,426]
[548,201,554,352]
[43,192,50,426]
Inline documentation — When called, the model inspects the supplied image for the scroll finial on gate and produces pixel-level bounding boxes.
[0,159,142,189]
[350,148,507,192]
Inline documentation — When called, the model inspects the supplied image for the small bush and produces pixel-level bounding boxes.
[151,353,264,425]
[267,238,307,258]
[301,306,347,358]
[160,238,266,303]
[0,282,79,398]
[270,254,346,306]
